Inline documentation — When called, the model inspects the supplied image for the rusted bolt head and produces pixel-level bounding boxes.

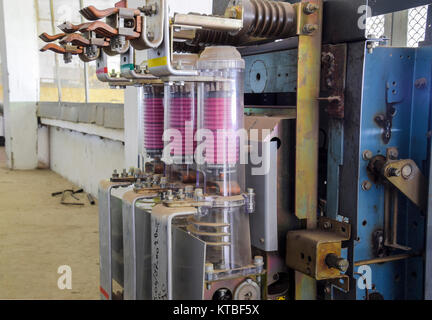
[362,180,372,191]
[387,167,401,177]
[228,7,238,18]
[415,78,427,89]
[388,149,399,160]
[363,150,373,161]
[303,24,318,34]
[323,221,332,230]
[304,3,319,14]
[401,164,413,179]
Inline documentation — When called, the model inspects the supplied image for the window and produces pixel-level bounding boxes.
[366,15,385,38]
[408,5,428,47]
[36,0,124,103]
[0,48,3,104]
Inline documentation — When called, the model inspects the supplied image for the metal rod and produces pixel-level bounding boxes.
[392,188,398,244]
[49,0,62,102]
[173,14,243,32]
[384,186,391,244]
[354,253,420,267]
[80,0,90,103]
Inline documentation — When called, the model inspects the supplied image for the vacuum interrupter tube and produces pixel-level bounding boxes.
[142,84,165,173]
[197,46,246,196]
[164,55,198,184]
[188,46,251,272]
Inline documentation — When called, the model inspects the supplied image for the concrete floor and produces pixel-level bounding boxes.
[0,147,99,299]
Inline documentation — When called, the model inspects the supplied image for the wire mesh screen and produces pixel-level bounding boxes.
[408,5,428,47]
[366,15,385,38]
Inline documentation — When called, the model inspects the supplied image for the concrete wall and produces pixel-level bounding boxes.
[49,127,125,197]
[0,0,39,169]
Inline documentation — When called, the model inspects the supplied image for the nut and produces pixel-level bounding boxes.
[304,3,319,14]
[362,180,372,191]
[303,24,318,34]
[362,150,373,161]
[401,164,413,179]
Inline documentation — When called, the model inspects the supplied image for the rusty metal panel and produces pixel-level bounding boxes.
[295,0,322,228]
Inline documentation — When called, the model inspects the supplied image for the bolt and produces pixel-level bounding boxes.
[401,164,413,179]
[325,253,349,273]
[304,3,319,14]
[112,169,119,178]
[324,286,331,295]
[415,78,427,89]
[303,24,318,34]
[387,167,401,177]
[388,149,399,160]
[228,7,238,19]
[147,31,154,41]
[185,185,194,198]
[254,256,264,268]
[63,52,72,64]
[194,188,204,200]
[140,4,157,16]
[323,221,332,230]
[362,180,372,191]
[362,150,373,161]
[205,263,214,281]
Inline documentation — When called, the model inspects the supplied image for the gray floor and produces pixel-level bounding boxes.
[0,147,99,299]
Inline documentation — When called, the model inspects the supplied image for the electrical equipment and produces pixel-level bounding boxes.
[39,0,432,300]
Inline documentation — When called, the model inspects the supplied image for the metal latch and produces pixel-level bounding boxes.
[286,217,351,291]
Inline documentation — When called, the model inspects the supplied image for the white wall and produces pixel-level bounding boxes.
[168,0,212,15]
[0,115,4,137]
[49,127,125,197]
[0,0,39,169]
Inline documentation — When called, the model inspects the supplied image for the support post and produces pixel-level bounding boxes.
[294,0,323,299]
[0,0,40,169]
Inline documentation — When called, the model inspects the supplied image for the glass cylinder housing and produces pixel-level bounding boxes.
[143,84,164,158]
[164,54,199,184]
[196,46,246,196]
[192,46,251,272]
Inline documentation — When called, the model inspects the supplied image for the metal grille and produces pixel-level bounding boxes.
[408,5,428,47]
[366,15,385,38]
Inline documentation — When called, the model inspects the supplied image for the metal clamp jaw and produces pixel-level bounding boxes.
[286,217,351,291]
[366,147,427,251]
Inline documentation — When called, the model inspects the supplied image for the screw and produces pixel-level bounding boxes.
[401,164,413,179]
[325,253,349,273]
[63,52,72,64]
[362,180,372,191]
[141,4,157,16]
[362,150,373,161]
[228,7,238,19]
[303,24,318,34]
[304,3,319,14]
[112,169,119,178]
[415,78,427,89]
[205,263,214,282]
[388,149,399,160]
[387,167,401,177]
[324,286,331,295]
[323,221,332,230]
